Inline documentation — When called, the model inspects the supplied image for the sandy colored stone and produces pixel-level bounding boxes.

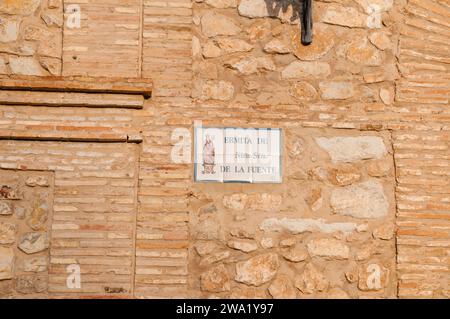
[260,237,275,249]
[263,38,290,54]
[227,239,258,253]
[0,202,12,215]
[247,20,271,43]
[9,56,46,76]
[20,257,48,273]
[329,167,362,186]
[373,224,395,240]
[281,245,308,262]
[15,275,47,294]
[268,275,297,299]
[25,176,49,187]
[238,0,299,24]
[223,193,248,210]
[260,218,359,234]
[307,238,350,260]
[196,80,234,101]
[304,187,322,211]
[291,24,334,60]
[346,37,384,66]
[315,136,387,163]
[0,17,21,43]
[200,264,230,292]
[230,228,255,239]
[295,263,329,294]
[319,81,355,100]
[202,41,221,58]
[18,232,49,254]
[321,4,368,28]
[330,180,389,219]
[235,253,279,286]
[289,82,317,101]
[282,61,331,79]
[201,12,241,37]
[216,38,253,53]
[0,247,14,280]
[379,88,394,105]
[27,200,49,231]
[225,56,276,75]
[0,221,16,244]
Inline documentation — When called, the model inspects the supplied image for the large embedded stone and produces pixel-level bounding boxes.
[0,18,20,43]
[0,247,14,280]
[315,136,387,163]
[330,180,389,219]
[0,222,16,244]
[238,0,299,24]
[235,253,279,286]
[201,12,241,37]
[268,275,297,299]
[224,56,276,75]
[295,263,329,294]
[200,264,231,292]
[306,238,350,260]
[289,82,317,101]
[319,81,355,100]
[9,56,46,76]
[345,37,384,66]
[0,0,41,16]
[263,38,290,54]
[282,61,331,79]
[18,232,49,254]
[260,218,359,234]
[27,200,49,230]
[291,24,334,60]
[321,4,368,28]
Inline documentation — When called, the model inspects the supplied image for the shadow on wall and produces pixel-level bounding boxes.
[262,0,312,45]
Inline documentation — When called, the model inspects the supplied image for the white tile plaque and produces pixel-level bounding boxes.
[194,127,282,183]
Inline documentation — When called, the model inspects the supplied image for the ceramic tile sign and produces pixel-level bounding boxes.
[194,127,282,183]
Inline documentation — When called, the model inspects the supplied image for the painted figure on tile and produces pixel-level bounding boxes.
[202,134,215,174]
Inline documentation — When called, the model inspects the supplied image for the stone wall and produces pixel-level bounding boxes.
[0,0,449,299]
[190,129,397,298]
[0,169,53,297]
